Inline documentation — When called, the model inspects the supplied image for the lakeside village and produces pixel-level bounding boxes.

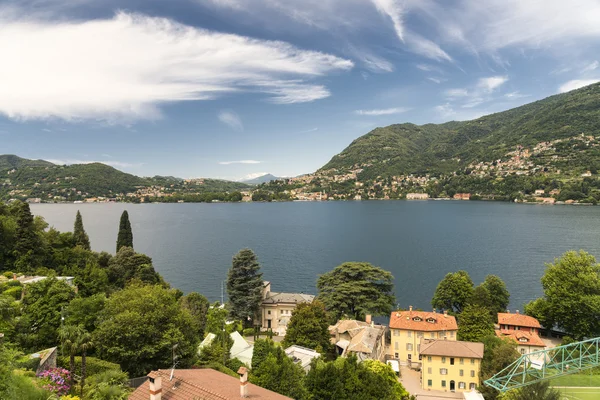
[12,133,600,205]
[2,201,598,399]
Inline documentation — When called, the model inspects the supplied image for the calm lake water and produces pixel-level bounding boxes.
[30,201,600,311]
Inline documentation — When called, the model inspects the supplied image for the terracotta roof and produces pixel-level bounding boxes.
[262,292,315,304]
[495,330,546,347]
[389,310,458,332]
[329,320,385,357]
[128,369,292,400]
[420,339,484,359]
[497,313,541,329]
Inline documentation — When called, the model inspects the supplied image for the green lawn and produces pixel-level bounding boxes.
[554,387,600,400]
[551,372,600,387]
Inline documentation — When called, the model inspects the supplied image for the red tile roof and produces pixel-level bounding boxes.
[497,313,541,329]
[495,330,546,347]
[389,310,458,332]
[128,369,292,400]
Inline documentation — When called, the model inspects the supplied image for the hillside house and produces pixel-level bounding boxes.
[406,193,429,200]
[495,312,545,355]
[260,282,314,335]
[329,317,386,362]
[285,345,320,372]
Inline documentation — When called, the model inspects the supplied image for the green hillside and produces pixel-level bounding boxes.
[0,155,54,171]
[321,82,600,179]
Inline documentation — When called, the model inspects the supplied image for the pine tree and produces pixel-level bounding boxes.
[226,249,263,326]
[116,210,133,252]
[13,201,40,272]
[73,210,91,250]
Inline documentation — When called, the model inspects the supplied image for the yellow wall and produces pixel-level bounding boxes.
[389,329,457,363]
[261,304,296,331]
[421,355,481,392]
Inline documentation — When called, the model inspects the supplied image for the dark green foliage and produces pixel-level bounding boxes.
[225,357,246,371]
[479,335,520,400]
[471,275,510,319]
[251,338,273,371]
[73,210,91,250]
[226,249,263,325]
[0,154,54,171]
[197,331,233,365]
[180,292,210,337]
[15,278,76,352]
[524,250,600,340]
[283,300,331,353]
[107,247,161,289]
[503,380,560,400]
[94,283,199,376]
[317,262,395,322]
[12,202,42,272]
[58,356,122,377]
[250,345,308,400]
[66,293,107,333]
[116,211,133,252]
[431,270,474,314]
[457,304,496,342]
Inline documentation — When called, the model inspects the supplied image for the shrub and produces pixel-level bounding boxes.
[225,358,246,372]
[2,272,14,279]
[58,356,122,377]
[16,355,41,371]
[242,328,256,337]
[3,286,22,300]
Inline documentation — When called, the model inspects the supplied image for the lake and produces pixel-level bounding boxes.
[30,201,600,312]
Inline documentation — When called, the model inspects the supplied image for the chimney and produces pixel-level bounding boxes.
[238,366,249,398]
[443,310,448,318]
[433,309,436,314]
[12,273,16,281]
[365,314,372,324]
[409,305,413,312]
[148,372,162,400]
[516,310,520,314]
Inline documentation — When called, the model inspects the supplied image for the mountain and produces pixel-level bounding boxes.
[241,173,281,184]
[0,158,251,201]
[320,82,600,180]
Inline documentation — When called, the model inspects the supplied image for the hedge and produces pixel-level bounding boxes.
[3,286,22,300]
[58,356,121,377]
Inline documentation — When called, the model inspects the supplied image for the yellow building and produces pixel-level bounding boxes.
[389,307,458,368]
[420,339,484,393]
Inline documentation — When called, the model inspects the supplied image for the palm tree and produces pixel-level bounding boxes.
[78,330,94,397]
[58,324,85,388]
[504,380,560,400]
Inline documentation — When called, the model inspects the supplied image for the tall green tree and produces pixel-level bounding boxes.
[58,324,86,387]
[116,211,133,252]
[283,301,331,353]
[471,275,510,319]
[431,270,474,314]
[457,304,495,342]
[226,249,263,326]
[73,210,91,250]
[12,201,42,272]
[107,247,160,289]
[94,283,199,376]
[524,250,600,340]
[180,292,210,337]
[79,330,95,397]
[479,335,520,400]
[317,262,395,322]
[250,344,308,400]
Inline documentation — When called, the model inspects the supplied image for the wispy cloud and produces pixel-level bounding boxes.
[218,160,262,165]
[355,107,410,116]
[45,159,141,168]
[241,172,269,180]
[477,76,508,92]
[505,91,530,99]
[298,127,319,133]
[427,77,445,84]
[405,32,452,62]
[582,61,599,73]
[0,11,353,122]
[445,88,469,98]
[558,79,600,93]
[218,110,243,132]
[435,103,455,119]
[371,0,405,41]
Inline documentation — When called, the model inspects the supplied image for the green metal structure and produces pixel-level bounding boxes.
[484,336,600,392]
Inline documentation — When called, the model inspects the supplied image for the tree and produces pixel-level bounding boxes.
[471,275,510,319]
[458,304,495,342]
[180,292,210,337]
[116,211,133,252]
[94,283,199,376]
[479,335,520,400]
[12,201,42,272]
[362,360,409,400]
[250,345,308,400]
[524,250,600,340]
[317,262,395,322]
[58,324,86,387]
[107,247,160,289]
[501,380,560,400]
[78,330,95,397]
[73,210,91,250]
[283,301,331,353]
[66,293,107,334]
[431,270,474,314]
[226,249,263,326]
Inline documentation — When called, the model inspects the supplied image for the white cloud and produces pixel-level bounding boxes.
[241,172,269,180]
[427,77,443,84]
[0,11,353,122]
[435,103,456,118]
[445,88,469,97]
[298,127,319,133]
[45,159,140,168]
[218,160,262,165]
[558,79,600,93]
[416,64,435,71]
[218,110,243,132]
[582,61,599,73]
[355,107,410,116]
[405,32,452,62]
[371,0,405,41]
[477,76,508,92]
[505,91,530,99]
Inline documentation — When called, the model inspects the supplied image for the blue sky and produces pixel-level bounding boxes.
[2,0,600,180]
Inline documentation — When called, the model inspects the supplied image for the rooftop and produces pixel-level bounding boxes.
[498,312,541,329]
[329,320,385,356]
[262,291,315,304]
[420,339,484,359]
[389,309,458,332]
[129,369,292,400]
[495,330,546,347]
[284,345,320,370]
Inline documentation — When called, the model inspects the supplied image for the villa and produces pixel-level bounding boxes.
[259,281,314,335]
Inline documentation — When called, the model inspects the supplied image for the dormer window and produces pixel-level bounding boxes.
[518,337,528,342]
[413,317,422,322]
[426,318,436,324]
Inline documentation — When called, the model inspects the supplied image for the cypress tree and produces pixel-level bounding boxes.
[116,210,133,252]
[226,249,263,326]
[13,201,40,271]
[73,210,91,250]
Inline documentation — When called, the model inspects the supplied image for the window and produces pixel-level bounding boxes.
[419,355,422,360]
[430,332,435,338]
[519,337,528,342]
[427,367,432,374]
[460,358,464,364]
[442,380,446,388]
[413,317,422,322]
[469,383,476,390]
[521,349,526,355]
[459,370,464,377]
[470,359,475,365]
[407,330,412,337]
[471,370,475,377]
[442,357,446,363]
[427,380,432,387]
[267,310,271,315]
[394,353,399,359]
[427,356,432,362]
[459,382,466,389]
[450,331,455,337]
[394,342,398,350]
[515,326,520,330]
[426,318,436,323]
[440,368,448,375]
[417,344,421,352]
[417,332,424,338]
[407,343,413,351]
[438,332,444,338]
[450,358,455,365]
[408,354,412,360]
